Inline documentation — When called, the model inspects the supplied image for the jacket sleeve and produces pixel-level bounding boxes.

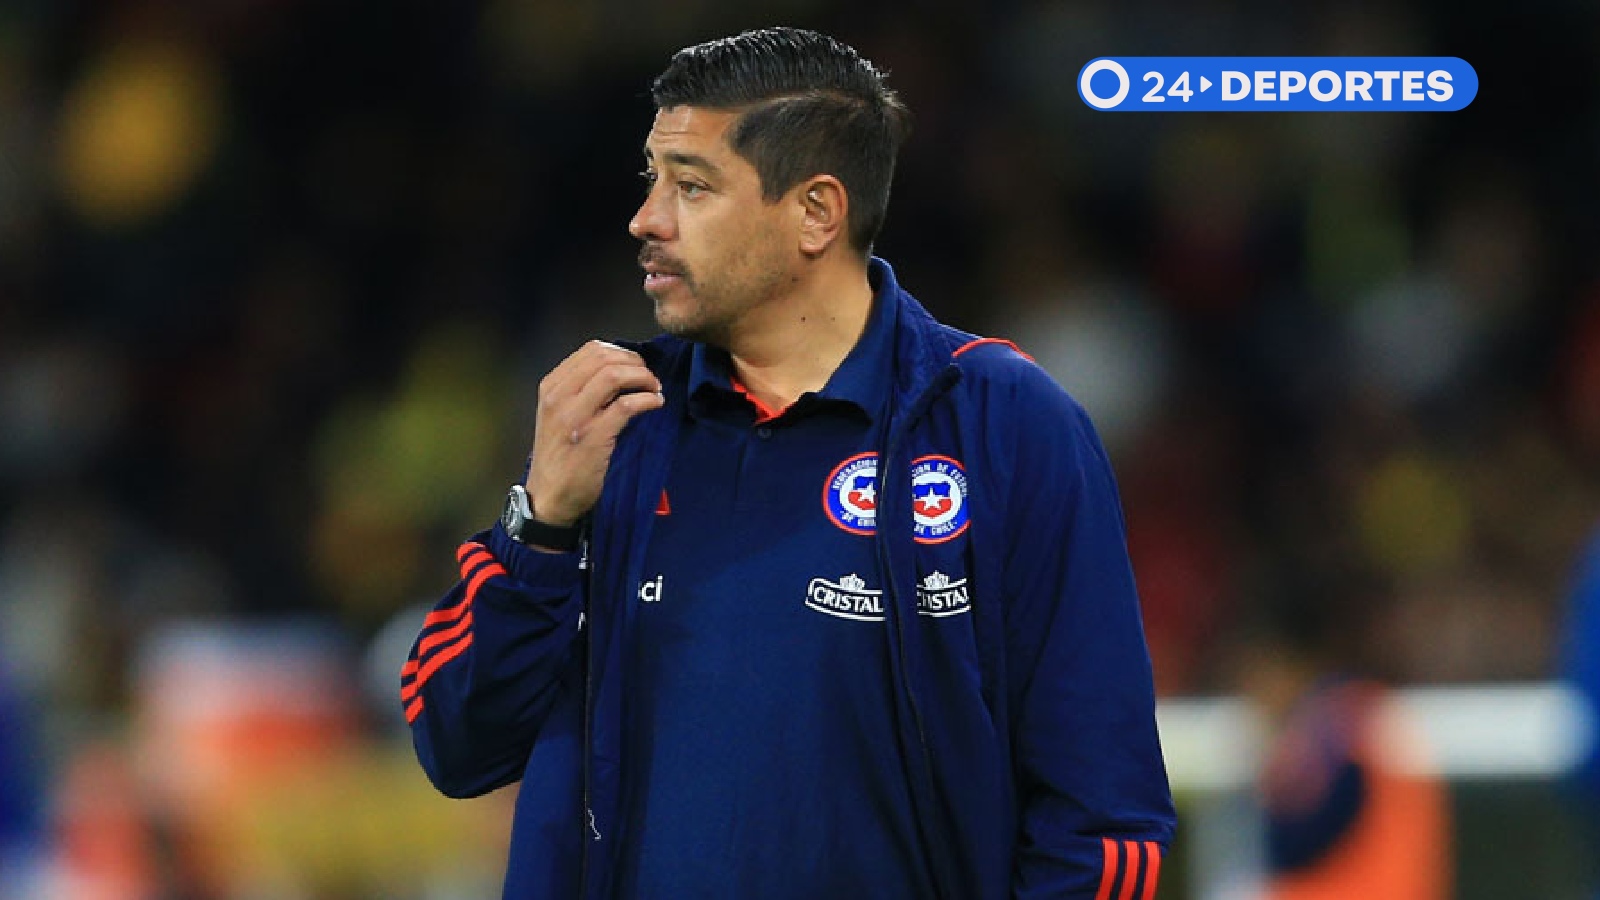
[1000,365,1176,899]
[1562,529,1600,800]
[401,521,586,799]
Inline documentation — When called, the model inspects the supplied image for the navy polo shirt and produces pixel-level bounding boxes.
[613,287,934,899]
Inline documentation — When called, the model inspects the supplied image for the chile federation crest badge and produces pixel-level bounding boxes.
[824,452,879,535]
[910,455,969,543]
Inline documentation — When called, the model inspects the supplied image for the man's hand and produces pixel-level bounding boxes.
[526,341,665,526]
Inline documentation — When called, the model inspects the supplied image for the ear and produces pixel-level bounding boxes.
[796,176,849,257]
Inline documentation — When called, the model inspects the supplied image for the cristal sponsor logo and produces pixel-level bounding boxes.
[638,575,664,602]
[805,573,885,621]
[916,570,971,617]
[804,571,971,621]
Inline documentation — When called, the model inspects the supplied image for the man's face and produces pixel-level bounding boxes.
[629,106,799,345]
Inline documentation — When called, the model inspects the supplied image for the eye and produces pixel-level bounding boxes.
[678,180,707,198]
[638,169,658,191]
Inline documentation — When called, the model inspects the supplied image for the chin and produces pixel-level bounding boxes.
[656,311,729,347]
[651,287,735,346]
[657,317,712,344]
[651,294,691,332]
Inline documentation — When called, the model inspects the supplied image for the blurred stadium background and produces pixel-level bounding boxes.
[0,0,1597,897]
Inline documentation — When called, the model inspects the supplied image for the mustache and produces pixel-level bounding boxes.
[638,244,688,277]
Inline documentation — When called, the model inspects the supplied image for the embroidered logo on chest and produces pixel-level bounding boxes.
[805,573,885,621]
[823,453,879,535]
[916,571,971,616]
[822,452,971,542]
[910,455,969,544]
[802,571,972,621]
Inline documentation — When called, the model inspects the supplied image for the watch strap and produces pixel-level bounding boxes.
[504,485,582,551]
[518,516,582,552]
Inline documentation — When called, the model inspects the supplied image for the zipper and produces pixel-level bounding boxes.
[878,366,961,900]
[577,358,679,899]
[578,525,595,898]
[875,497,940,900]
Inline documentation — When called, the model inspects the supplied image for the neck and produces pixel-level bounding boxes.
[725,256,875,410]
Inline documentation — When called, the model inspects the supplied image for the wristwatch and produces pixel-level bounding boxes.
[502,484,582,551]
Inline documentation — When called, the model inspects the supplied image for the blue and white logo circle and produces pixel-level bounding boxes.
[910,455,969,544]
[824,452,879,535]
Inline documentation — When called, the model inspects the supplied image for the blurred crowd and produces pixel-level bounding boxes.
[0,0,1596,896]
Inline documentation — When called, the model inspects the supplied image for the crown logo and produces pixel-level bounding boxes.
[839,573,867,591]
[922,571,950,590]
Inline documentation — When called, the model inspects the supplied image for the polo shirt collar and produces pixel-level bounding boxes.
[687,259,898,422]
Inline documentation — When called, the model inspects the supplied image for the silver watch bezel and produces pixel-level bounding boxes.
[503,484,535,538]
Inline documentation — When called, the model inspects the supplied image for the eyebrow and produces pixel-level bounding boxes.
[643,146,722,176]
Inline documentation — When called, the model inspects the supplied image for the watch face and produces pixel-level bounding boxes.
[502,492,522,536]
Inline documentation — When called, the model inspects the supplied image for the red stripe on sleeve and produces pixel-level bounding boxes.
[456,541,488,563]
[405,615,476,702]
[951,337,1034,362]
[404,696,424,724]
[1094,838,1119,900]
[457,549,494,580]
[401,553,507,709]
[422,593,472,630]
[418,610,473,658]
[409,632,473,696]
[463,562,504,605]
[1140,841,1161,900]
[420,562,505,631]
[1117,841,1141,900]
[403,618,476,700]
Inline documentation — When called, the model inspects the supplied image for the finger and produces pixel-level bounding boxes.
[568,362,663,420]
[541,341,648,405]
[537,360,657,452]
[565,341,647,388]
[586,389,666,443]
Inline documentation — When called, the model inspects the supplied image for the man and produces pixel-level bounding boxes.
[1235,582,1451,900]
[1560,525,1600,899]
[402,27,1174,899]
[0,664,41,898]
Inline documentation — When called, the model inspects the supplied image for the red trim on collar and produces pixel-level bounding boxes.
[952,337,1033,362]
[729,377,788,424]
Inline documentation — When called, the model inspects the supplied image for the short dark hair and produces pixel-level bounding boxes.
[651,27,912,256]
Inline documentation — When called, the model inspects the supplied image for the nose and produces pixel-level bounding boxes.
[628,185,675,242]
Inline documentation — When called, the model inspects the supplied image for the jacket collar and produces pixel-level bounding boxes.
[872,256,971,434]
[683,257,906,423]
[632,256,967,431]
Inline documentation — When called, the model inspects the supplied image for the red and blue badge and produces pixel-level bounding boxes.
[825,452,970,541]
[824,452,879,535]
[910,455,969,543]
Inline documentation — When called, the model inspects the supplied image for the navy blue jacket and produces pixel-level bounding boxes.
[1563,526,1600,804]
[403,259,1175,899]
